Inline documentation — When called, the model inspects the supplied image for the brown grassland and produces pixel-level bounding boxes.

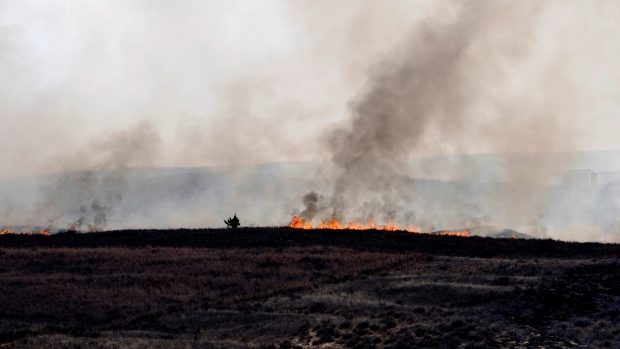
[0,228,619,348]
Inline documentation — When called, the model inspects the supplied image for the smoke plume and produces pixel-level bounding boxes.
[297,1,579,233]
[37,121,161,231]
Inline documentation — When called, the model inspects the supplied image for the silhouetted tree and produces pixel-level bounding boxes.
[225,214,240,228]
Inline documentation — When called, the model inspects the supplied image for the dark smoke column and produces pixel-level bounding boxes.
[325,3,488,222]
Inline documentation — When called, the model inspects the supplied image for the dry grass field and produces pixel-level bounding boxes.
[0,228,619,348]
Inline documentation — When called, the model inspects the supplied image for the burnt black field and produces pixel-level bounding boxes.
[1,228,619,348]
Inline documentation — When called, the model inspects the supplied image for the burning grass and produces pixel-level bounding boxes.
[288,215,422,233]
[0,228,48,236]
[287,215,470,236]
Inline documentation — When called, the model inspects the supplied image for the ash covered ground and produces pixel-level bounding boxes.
[0,228,619,348]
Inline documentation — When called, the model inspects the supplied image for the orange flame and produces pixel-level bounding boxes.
[383,222,399,231]
[327,218,342,230]
[289,216,313,229]
[346,222,365,230]
[287,216,467,237]
[0,228,48,236]
[431,230,470,237]
[288,216,424,234]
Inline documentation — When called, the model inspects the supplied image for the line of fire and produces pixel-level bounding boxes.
[288,216,470,237]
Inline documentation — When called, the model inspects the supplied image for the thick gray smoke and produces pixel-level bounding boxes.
[299,191,321,221]
[296,1,580,234]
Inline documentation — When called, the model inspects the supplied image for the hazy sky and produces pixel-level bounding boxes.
[1,0,620,178]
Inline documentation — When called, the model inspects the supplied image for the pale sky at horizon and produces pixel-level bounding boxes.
[2,0,620,178]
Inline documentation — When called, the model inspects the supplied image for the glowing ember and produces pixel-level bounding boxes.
[0,228,13,235]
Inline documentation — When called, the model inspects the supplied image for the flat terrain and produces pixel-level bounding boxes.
[0,228,619,348]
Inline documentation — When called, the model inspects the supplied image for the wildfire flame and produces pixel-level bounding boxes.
[0,228,49,236]
[288,216,422,234]
[287,216,471,237]
[289,216,313,229]
[430,230,470,237]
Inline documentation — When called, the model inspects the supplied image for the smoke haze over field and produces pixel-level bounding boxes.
[2,1,620,241]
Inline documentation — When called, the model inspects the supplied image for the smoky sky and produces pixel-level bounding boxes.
[2,1,620,241]
[35,121,161,231]
[1,0,620,178]
[313,1,575,226]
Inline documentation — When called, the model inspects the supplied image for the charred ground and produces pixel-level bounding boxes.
[0,228,619,348]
